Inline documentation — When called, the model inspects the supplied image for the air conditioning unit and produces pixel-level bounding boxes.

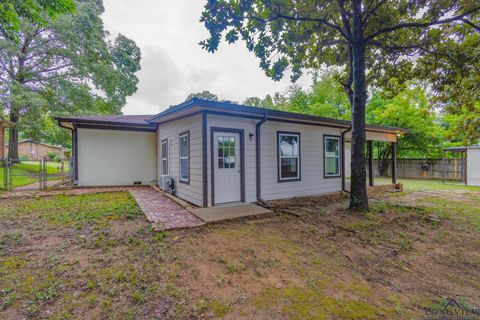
[159,175,172,191]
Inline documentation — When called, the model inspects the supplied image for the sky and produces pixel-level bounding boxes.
[102,0,311,115]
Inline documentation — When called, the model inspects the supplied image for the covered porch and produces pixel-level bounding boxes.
[343,130,402,191]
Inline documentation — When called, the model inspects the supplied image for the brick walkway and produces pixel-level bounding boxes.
[129,188,205,231]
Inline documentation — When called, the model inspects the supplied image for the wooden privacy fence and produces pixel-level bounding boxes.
[370,158,464,181]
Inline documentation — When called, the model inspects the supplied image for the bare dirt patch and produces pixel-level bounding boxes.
[1,188,479,319]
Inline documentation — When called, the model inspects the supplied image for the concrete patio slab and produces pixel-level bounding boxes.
[189,203,273,223]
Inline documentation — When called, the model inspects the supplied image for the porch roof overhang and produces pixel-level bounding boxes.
[443,146,480,152]
[146,98,408,137]
[54,115,157,132]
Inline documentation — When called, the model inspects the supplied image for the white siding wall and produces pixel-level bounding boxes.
[207,115,257,206]
[260,121,343,200]
[467,148,480,186]
[77,128,157,186]
[158,114,203,206]
[159,113,401,207]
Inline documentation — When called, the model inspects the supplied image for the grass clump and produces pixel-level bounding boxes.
[254,283,389,320]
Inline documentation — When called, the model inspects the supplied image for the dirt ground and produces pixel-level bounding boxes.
[0,184,479,319]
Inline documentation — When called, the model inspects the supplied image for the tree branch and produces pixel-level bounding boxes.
[244,12,350,41]
[362,0,388,26]
[337,0,352,39]
[461,19,480,32]
[365,7,480,42]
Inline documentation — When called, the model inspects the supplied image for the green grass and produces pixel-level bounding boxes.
[1,184,479,319]
[0,161,70,190]
[376,177,480,192]
[1,192,142,229]
[17,161,70,175]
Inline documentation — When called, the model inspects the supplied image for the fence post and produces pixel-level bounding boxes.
[9,159,13,191]
[42,158,47,190]
[442,151,446,183]
[391,142,397,184]
[3,159,7,191]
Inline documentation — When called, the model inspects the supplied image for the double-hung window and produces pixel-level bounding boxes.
[161,139,168,175]
[324,136,340,177]
[278,132,300,181]
[179,132,189,183]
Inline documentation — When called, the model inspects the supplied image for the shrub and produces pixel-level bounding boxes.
[46,152,59,161]
[19,155,29,161]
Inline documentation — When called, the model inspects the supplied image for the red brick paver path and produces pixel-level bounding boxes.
[129,188,205,231]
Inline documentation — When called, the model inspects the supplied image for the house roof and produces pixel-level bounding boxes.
[146,98,408,134]
[55,98,408,134]
[55,115,155,127]
[5,139,68,150]
[444,145,480,152]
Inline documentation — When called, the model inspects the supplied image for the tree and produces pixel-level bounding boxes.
[367,85,444,174]
[0,0,141,159]
[243,96,262,107]
[186,91,220,101]
[416,30,480,145]
[0,0,75,37]
[200,0,480,211]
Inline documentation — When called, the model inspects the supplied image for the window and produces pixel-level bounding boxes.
[324,136,340,177]
[161,139,168,175]
[278,132,300,181]
[217,136,236,169]
[179,132,189,183]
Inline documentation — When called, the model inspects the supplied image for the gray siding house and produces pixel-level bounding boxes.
[56,99,405,207]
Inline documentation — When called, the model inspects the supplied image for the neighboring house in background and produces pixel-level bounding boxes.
[0,118,14,159]
[4,139,68,160]
[55,98,407,208]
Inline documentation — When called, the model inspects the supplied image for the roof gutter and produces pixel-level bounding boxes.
[54,117,157,128]
[341,125,352,193]
[256,113,270,208]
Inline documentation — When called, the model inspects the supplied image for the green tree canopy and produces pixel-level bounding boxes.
[0,0,75,37]
[0,0,141,156]
[186,91,220,101]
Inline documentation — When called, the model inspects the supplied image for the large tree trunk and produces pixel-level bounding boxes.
[349,0,369,211]
[8,112,19,161]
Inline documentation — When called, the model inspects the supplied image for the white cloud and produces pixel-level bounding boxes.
[102,0,311,115]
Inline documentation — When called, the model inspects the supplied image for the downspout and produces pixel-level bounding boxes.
[341,125,352,193]
[256,113,270,208]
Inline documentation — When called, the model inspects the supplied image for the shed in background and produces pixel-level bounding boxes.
[443,146,480,186]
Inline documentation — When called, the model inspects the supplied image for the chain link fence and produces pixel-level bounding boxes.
[0,158,72,192]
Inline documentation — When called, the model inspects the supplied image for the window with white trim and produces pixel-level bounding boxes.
[179,132,189,182]
[278,132,300,181]
[161,139,168,175]
[324,136,340,177]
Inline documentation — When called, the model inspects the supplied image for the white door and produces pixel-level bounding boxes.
[214,132,241,204]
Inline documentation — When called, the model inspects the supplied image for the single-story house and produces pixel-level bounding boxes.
[4,139,68,160]
[55,98,406,207]
[0,118,14,159]
[443,146,480,186]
